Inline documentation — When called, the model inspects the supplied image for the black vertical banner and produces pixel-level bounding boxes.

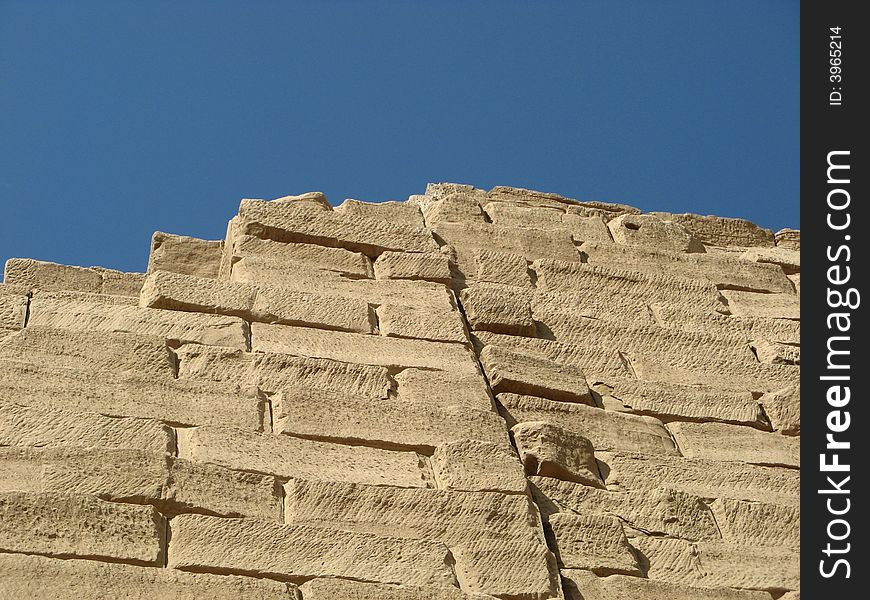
[802,1,867,597]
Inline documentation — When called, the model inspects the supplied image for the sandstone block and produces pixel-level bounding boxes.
[751,339,799,365]
[760,385,800,435]
[269,191,332,210]
[607,214,704,253]
[175,343,390,400]
[252,283,376,333]
[488,185,580,208]
[431,439,526,494]
[709,497,799,546]
[580,242,793,294]
[168,513,456,586]
[4,258,102,293]
[511,421,604,487]
[395,368,494,411]
[0,554,300,599]
[252,323,481,373]
[530,476,720,542]
[598,451,799,506]
[335,199,425,227]
[0,325,175,376]
[377,303,468,344]
[648,212,776,247]
[602,379,766,427]
[237,199,439,256]
[165,457,283,521]
[0,361,265,431]
[667,421,799,468]
[629,353,798,392]
[633,536,799,591]
[0,446,165,503]
[482,201,564,228]
[561,570,775,600]
[473,249,532,287]
[415,190,487,225]
[452,539,561,600]
[271,385,508,452]
[0,491,164,564]
[94,267,146,296]
[148,232,223,278]
[0,286,27,331]
[548,512,642,575]
[28,295,248,349]
[720,289,800,319]
[283,478,543,547]
[300,577,492,600]
[374,251,452,283]
[775,228,800,250]
[561,213,613,244]
[480,345,593,405]
[225,233,373,278]
[740,246,800,274]
[531,287,654,329]
[461,284,536,336]
[497,393,678,455]
[0,399,173,454]
[178,426,427,488]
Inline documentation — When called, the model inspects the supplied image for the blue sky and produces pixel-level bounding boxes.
[1,1,799,273]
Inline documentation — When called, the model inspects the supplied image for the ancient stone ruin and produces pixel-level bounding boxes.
[0,183,800,598]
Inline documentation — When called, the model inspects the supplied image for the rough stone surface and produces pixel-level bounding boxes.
[1,182,799,596]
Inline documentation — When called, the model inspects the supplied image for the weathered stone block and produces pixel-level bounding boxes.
[760,385,800,435]
[480,345,593,405]
[720,289,800,319]
[460,284,536,336]
[607,214,704,253]
[561,570,775,600]
[648,212,776,247]
[148,232,223,278]
[225,233,373,278]
[667,421,799,468]
[511,421,604,487]
[548,512,642,575]
[473,249,532,287]
[377,303,468,343]
[431,439,526,494]
[374,251,452,283]
[335,199,425,227]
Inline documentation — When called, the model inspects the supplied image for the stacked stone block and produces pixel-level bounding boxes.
[0,182,799,599]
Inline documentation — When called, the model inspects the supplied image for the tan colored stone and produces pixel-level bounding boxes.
[178,426,427,488]
[231,255,455,311]
[4,258,103,293]
[548,512,641,575]
[751,339,800,365]
[602,379,765,427]
[512,421,604,487]
[633,536,799,591]
[740,246,800,274]
[225,233,373,278]
[374,251,452,283]
[580,242,793,293]
[252,282,376,333]
[497,393,677,455]
[29,295,248,349]
[667,421,799,468]
[175,343,390,400]
[0,554,300,599]
[452,539,561,600]
[148,232,223,278]
[488,185,582,208]
[284,478,543,547]
[271,385,508,452]
[760,385,800,435]
[431,440,526,494]
[720,289,800,319]
[473,331,633,382]
[648,212,776,247]
[394,368,494,411]
[607,214,704,253]
[629,353,798,392]
[482,201,565,228]
[598,452,799,506]
[377,303,468,343]
[335,199,425,227]
[237,199,438,256]
[93,268,145,296]
[473,249,532,287]
[532,287,654,329]
[0,285,27,331]
[165,457,283,520]
[169,513,456,586]
[252,323,481,374]
[710,497,799,546]
[530,476,720,542]
[461,284,536,336]
[481,345,593,405]
[301,578,493,600]
[561,570,774,600]
[269,191,331,210]
[0,399,173,453]
[561,213,613,244]
[0,360,265,431]
[0,491,164,564]
[775,228,800,251]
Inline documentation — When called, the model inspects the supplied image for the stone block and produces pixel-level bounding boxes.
[147,232,223,278]
[667,421,799,468]
[607,214,704,253]
[511,421,604,487]
[335,199,425,227]
[760,385,800,435]
[648,212,776,247]
[561,570,775,600]
[460,284,535,336]
[431,440,526,494]
[480,345,593,405]
[548,512,642,575]
[377,303,468,343]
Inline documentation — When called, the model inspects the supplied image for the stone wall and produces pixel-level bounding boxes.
[0,183,800,599]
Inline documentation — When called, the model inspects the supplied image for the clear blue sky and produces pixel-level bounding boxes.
[1,1,799,273]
